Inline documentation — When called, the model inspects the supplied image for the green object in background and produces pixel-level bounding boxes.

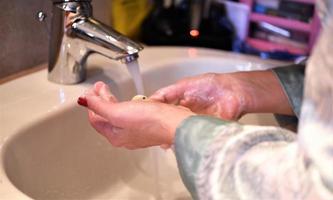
[111,0,152,39]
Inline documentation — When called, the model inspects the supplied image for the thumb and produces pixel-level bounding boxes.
[85,95,121,125]
[150,83,186,104]
[94,81,118,103]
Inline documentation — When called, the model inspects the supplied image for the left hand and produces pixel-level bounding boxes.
[81,82,195,149]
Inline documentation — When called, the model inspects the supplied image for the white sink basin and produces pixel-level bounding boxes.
[0,47,284,199]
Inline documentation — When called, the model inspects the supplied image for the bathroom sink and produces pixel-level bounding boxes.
[0,47,285,199]
[3,107,186,200]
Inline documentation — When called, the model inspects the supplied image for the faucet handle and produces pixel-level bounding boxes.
[52,0,91,4]
[52,0,92,14]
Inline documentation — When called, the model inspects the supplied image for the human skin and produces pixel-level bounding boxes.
[82,70,293,149]
[150,71,294,120]
[83,82,195,149]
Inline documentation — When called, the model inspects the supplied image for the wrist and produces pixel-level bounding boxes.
[236,70,294,115]
[166,110,195,146]
[216,73,257,118]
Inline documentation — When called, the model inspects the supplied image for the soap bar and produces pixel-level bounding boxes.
[131,95,148,101]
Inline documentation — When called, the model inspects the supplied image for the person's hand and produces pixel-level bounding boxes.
[80,82,195,149]
[150,71,293,120]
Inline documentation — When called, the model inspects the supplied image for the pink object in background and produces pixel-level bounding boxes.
[240,0,321,55]
[250,13,311,32]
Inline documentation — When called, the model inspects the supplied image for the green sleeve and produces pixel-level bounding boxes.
[273,64,305,118]
[174,116,229,200]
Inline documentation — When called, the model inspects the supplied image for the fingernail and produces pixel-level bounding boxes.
[77,97,88,107]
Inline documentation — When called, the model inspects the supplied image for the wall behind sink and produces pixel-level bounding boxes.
[0,0,111,79]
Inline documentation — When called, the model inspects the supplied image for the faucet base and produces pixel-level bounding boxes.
[48,62,86,85]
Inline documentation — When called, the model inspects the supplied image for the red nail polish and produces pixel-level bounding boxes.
[77,97,88,107]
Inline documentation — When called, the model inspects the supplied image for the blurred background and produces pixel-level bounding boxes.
[0,0,321,79]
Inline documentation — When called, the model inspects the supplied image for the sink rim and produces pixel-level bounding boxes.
[0,46,287,199]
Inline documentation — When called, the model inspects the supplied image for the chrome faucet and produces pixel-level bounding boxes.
[48,0,143,84]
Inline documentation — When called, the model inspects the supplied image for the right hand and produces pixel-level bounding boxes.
[150,71,293,120]
[82,82,194,149]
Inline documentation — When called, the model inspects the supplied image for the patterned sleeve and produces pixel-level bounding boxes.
[175,116,296,200]
[175,115,332,200]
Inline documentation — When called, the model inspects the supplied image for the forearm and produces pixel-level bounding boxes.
[228,70,295,116]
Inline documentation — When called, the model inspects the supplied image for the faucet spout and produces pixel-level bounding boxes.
[71,18,143,62]
[48,0,144,84]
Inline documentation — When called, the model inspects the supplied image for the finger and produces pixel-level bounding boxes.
[99,84,118,102]
[150,84,186,104]
[82,85,99,98]
[86,95,121,125]
[88,110,113,136]
[88,110,126,147]
[80,82,118,108]
[94,82,118,103]
[179,98,202,112]
[179,99,188,107]
[93,81,105,94]
[78,87,97,107]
